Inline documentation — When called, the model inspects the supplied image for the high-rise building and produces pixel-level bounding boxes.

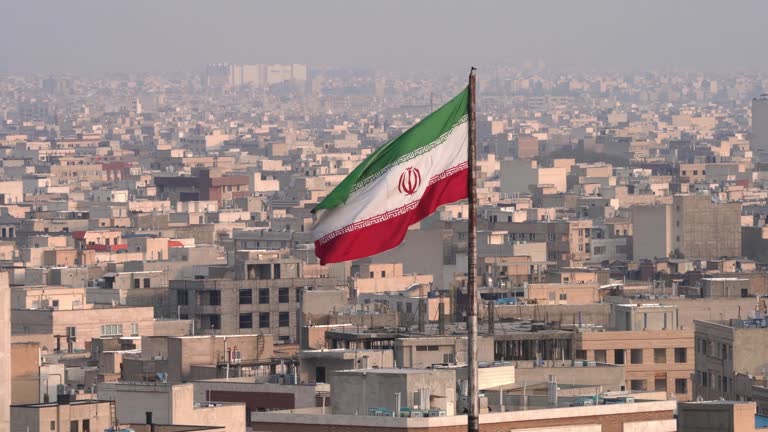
[632,194,741,260]
[205,63,307,88]
[751,95,768,161]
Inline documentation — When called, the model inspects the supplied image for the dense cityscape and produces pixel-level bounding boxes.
[4,3,768,431]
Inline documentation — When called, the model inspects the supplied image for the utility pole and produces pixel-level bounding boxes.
[466,67,479,432]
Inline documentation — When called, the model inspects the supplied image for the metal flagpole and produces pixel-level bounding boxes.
[466,67,479,432]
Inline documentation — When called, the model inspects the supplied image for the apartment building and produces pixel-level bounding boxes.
[574,330,694,400]
[169,274,339,343]
[632,194,742,260]
[12,305,155,352]
[11,400,113,432]
[499,219,593,267]
[693,319,768,401]
[97,382,245,432]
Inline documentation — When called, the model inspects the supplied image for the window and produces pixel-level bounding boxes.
[559,293,567,301]
[416,345,440,351]
[134,279,140,289]
[70,420,78,432]
[381,270,386,277]
[259,312,270,328]
[143,278,150,288]
[675,378,688,394]
[614,349,625,365]
[675,348,687,363]
[131,323,139,336]
[66,326,76,338]
[82,420,90,432]
[630,349,643,364]
[655,378,667,392]
[547,233,556,242]
[278,288,289,303]
[575,350,587,360]
[369,271,374,278]
[177,290,188,305]
[594,350,607,363]
[51,421,56,431]
[654,348,666,364]
[209,291,221,306]
[630,379,647,391]
[239,313,253,329]
[702,372,708,387]
[279,312,290,327]
[258,288,270,304]
[406,303,412,313]
[723,376,728,393]
[101,324,123,336]
[443,353,455,363]
[239,289,252,305]
[208,314,221,330]
[529,233,535,241]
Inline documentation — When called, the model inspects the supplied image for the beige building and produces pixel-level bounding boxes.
[501,219,593,267]
[11,400,113,432]
[525,283,599,305]
[12,286,87,311]
[12,305,155,352]
[678,400,757,432]
[632,194,742,260]
[97,382,245,431]
[693,319,768,401]
[500,159,567,194]
[11,342,40,404]
[574,329,694,400]
[393,335,494,369]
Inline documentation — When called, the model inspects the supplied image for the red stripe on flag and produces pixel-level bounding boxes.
[315,167,469,265]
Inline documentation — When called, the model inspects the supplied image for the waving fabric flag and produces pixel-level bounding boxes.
[312,88,469,265]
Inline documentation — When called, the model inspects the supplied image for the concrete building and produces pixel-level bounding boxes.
[299,349,393,383]
[632,194,742,260]
[12,305,155,352]
[678,400,757,432]
[248,400,677,432]
[500,160,567,194]
[501,219,593,267]
[753,95,768,162]
[612,304,679,331]
[693,319,768,401]
[574,329,694,399]
[170,277,322,342]
[673,194,742,259]
[97,382,246,432]
[330,368,457,416]
[393,335,495,369]
[11,400,113,432]
[632,204,673,260]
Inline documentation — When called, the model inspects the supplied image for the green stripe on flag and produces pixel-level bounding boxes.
[313,87,469,213]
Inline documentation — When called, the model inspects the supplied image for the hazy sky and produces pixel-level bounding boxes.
[1,0,767,74]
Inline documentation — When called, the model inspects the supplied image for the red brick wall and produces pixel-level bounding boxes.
[211,390,295,411]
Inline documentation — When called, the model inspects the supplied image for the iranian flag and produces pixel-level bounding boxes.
[312,87,469,265]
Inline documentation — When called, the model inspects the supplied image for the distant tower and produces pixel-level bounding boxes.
[752,95,768,161]
[133,98,142,115]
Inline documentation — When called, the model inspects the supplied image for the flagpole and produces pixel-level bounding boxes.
[466,67,479,432]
